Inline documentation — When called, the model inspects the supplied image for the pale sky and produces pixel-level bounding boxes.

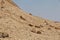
[13,0,60,21]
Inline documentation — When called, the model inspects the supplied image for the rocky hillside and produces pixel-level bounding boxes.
[0,0,60,40]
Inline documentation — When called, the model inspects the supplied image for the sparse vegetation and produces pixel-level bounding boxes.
[35,25,43,28]
[48,28,51,30]
[49,25,54,27]
[55,27,60,30]
[35,25,40,28]
[54,21,60,23]
[0,16,2,18]
[20,16,26,20]
[44,20,49,25]
[29,13,32,15]
[40,25,43,27]
[31,29,42,34]
[0,0,60,40]
[28,24,33,27]
[37,31,41,34]
[31,30,36,33]
[1,7,4,9]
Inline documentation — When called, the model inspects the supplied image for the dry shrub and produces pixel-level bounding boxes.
[28,24,33,27]
[44,20,49,25]
[37,31,42,34]
[20,16,26,20]
[29,13,32,15]
[35,25,40,28]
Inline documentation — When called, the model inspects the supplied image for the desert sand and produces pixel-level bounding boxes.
[0,0,60,40]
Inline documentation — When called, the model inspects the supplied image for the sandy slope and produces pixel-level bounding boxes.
[0,0,60,40]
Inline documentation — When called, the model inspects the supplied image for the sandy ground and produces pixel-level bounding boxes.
[0,0,60,40]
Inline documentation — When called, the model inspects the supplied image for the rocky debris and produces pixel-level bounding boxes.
[0,32,9,38]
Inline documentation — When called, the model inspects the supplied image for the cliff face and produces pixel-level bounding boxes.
[0,0,60,40]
